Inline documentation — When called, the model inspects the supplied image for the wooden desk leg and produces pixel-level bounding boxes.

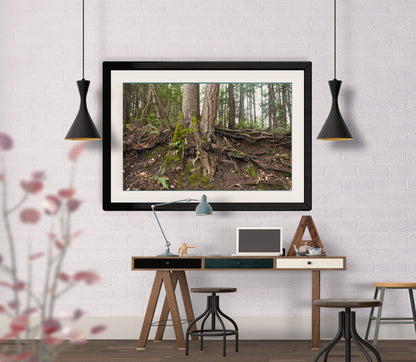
[312,270,321,350]
[154,271,179,342]
[161,270,185,350]
[177,271,198,341]
[137,271,163,350]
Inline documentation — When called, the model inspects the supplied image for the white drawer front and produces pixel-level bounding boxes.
[276,258,344,270]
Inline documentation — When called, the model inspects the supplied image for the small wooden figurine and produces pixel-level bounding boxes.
[178,242,195,257]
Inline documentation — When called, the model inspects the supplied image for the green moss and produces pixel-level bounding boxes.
[245,162,257,180]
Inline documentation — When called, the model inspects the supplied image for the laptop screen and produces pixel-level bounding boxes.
[237,228,282,254]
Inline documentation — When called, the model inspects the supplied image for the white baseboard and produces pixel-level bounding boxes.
[2,316,415,340]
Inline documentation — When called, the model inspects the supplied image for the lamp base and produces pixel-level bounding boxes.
[157,250,179,257]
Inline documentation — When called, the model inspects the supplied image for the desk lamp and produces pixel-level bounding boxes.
[152,195,212,256]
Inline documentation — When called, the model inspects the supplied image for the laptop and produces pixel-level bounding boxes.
[232,227,283,256]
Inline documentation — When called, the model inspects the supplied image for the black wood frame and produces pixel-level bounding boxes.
[103,61,312,211]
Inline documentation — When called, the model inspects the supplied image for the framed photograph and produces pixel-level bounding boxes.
[103,61,311,211]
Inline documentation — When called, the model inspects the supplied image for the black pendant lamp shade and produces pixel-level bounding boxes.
[317,0,353,141]
[65,79,100,140]
[316,79,353,140]
[65,0,101,140]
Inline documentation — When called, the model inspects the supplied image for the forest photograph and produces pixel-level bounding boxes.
[123,82,292,192]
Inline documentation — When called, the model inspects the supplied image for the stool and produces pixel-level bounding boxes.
[313,299,382,362]
[185,287,238,357]
[365,282,416,346]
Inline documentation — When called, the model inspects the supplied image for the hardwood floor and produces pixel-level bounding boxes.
[50,340,416,361]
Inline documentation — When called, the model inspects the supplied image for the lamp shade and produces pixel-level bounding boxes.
[65,79,101,140]
[317,79,353,140]
[195,195,212,215]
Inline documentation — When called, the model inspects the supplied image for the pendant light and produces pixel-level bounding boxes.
[317,0,353,141]
[65,0,101,140]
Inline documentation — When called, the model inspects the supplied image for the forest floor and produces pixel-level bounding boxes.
[123,126,292,191]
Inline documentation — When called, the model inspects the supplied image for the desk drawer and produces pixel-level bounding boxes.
[133,258,201,269]
[276,258,345,270]
[205,258,274,269]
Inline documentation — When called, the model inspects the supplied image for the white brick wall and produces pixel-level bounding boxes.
[1,0,416,339]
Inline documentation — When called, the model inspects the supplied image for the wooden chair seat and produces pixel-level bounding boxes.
[313,299,382,309]
[191,287,237,294]
[373,282,416,288]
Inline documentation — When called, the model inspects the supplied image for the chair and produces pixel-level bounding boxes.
[313,299,382,362]
[185,287,238,357]
[365,282,416,346]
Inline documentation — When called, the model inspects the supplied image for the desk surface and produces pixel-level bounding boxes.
[131,256,346,271]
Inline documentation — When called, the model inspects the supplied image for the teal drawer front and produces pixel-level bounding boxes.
[205,258,273,269]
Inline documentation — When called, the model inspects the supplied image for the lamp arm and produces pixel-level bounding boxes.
[151,205,170,249]
[152,198,198,209]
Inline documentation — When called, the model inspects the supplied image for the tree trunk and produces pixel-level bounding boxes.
[268,84,273,130]
[182,83,200,128]
[200,83,219,140]
[228,83,235,130]
[239,84,244,126]
[123,83,132,125]
[149,84,167,127]
[252,84,256,126]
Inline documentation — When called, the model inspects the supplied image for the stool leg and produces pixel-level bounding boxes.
[350,311,382,362]
[217,305,239,352]
[349,311,372,362]
[214,309,227,357]
[373,287,385,346]
[365,287,379,340]
[344,309,352,362]
[200,296,214,351]
[409,288,416,336]
[185,301,211,356]
[313,311,344,362]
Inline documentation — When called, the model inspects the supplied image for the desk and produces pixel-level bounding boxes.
[131,256,346,350]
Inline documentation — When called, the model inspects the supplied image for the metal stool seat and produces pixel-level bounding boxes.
[313,299,383,362]
[365,282,416,346]
[185,288,238,357]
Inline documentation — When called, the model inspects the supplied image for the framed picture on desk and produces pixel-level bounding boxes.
[103,61,312,211]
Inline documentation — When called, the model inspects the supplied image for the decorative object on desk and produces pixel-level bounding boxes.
[287,216,327,257]
[103,61,312,211]
[233,227,283,256]
[293,241,310,256]
[308,247,325,256]
[152,195,212,256]
[178,243,195,257]
[65,0,101,140]
[317,0,353,141]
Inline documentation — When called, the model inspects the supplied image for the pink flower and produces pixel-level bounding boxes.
[44,195,61,215]
[29,252,44,260]
[31,171,45,181]
[68,142,86,162]
[8,301,18,309]
[10,314,29,333]
[43,336,63,345]
[23,307,37,315]
[67,199,82,212]
[54,240,64,250]
[20,180,43,194]
[72,308,84,321]
[73,271,99,285]
[58,188,75,198]
[0,133,13,151]
[90,325,106,335]
[58,273,71,283]
[0,304,4,313]
[68,329,86,344]
[42,318,62,335]
[15,352,31,360]
[20,208,41,224]
[0,280,24,290]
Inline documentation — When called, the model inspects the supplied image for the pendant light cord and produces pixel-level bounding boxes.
[82,0,85,79]
[333,0,336,79]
